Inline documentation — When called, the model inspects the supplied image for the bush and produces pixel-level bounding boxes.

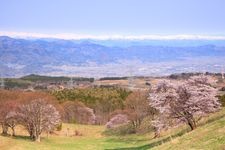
[56,123,62,131]
[218,95,225,107]
[106,114,129,129]
[103,123,135,136]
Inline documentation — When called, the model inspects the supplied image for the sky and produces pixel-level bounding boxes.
[0,0,225,39]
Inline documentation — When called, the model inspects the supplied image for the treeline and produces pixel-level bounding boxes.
[21,74,94,82]
[99,77,128,80]
[168,72,224,80]
[2,74,95,89]
[50,87,131,124]
[3,78,32,89]
[0,87,131,127]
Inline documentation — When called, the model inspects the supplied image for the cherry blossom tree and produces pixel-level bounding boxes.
[63,101,96,124]
[106,114,130,129]
[149,75,220,135]
[18,99,61,142]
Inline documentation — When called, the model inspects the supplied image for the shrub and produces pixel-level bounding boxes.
[106,114,130,129]
[218,94,225,107]
[104,123,135,136]
[56,123,63,131]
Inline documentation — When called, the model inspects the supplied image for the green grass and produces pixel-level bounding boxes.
[152,111,225,150]
[1,109,225,150]
[0,124,153,150]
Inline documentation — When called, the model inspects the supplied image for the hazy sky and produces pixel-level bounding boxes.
[0,0,225,37]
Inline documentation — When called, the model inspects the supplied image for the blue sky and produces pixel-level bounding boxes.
[0,0,225,39]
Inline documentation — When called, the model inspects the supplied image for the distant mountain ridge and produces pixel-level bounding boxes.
[0,36,225,77]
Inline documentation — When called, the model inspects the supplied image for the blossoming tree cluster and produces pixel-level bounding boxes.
[149,75,221,137]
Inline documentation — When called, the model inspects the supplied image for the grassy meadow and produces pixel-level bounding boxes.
[1,108,225,150]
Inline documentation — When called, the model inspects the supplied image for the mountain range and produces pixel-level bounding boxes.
[0,36,225,77]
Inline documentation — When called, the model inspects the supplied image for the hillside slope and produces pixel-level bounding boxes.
[1,109,225,150]
[153,109,225,150]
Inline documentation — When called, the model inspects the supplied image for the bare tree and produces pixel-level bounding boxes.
[0,100,18,136]
[125,91,155,129]
[5,111,18,136]
[18,99,61,142]
[149,75,220,134]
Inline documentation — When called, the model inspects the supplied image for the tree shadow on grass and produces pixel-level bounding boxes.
[12,135,31,141]
[1,133,52,143]
[105,128,189,150]
[0,134,32,142]
[106,137,148,143]
[12,135,49,142]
